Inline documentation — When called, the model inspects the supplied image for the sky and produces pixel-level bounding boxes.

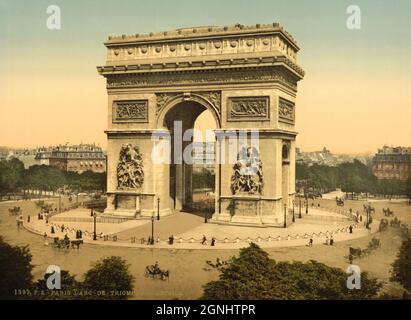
[0,0,410,154]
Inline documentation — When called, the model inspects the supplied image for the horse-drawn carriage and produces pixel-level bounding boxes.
[52,237,83,250]
[9,206,21,216]
[383,208,394,217]
[348,237,381,261]
[367,237,381,250]
[145,263,170,281]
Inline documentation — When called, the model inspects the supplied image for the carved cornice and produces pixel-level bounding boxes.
[97,56,304,79]
[105,67,299,92]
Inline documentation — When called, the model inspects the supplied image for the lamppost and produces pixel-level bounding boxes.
[92,209,97,241]
[157,197,160,221]
[292,200,295,223]
[151,214,155,245]
[299,197,302,219]
[305,196,309,214]
[283,204,287,228]
[365,203,371,229]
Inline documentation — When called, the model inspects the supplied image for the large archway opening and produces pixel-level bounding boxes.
[163,100,217,214]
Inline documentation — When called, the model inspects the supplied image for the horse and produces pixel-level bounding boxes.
[336,198,344,206]
[9,206,21,216]
[70,239,83,249]
[349,247,362,259]
[383,208,394,217]
[145,264,170,281]
[52,237,70,250]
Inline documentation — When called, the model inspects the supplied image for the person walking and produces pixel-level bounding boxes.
[201,235,207,245]
[330,235,334,246]
[349,225,353,234]
[308,237,313,247]
[43,232,49,246]
[27,215,30,223]
[211,237,216,247]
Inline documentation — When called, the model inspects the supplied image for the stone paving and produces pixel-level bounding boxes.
[23,206,378,250]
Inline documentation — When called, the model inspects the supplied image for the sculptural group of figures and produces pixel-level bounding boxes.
[230,146,263,195]
[117,144,144,189]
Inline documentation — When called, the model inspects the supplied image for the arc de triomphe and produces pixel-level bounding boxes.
[97,23,304,226]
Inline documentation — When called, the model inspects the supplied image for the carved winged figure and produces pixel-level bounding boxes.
[230,146,263,195]
[117,144,144,189]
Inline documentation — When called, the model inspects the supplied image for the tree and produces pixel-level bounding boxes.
[202,243,381,300]
[0,237,33,299]
[391,238,411,291]
[34,270,81,300]
[405,178,411,204]
[0,158,25,195]
[83,256,134,300]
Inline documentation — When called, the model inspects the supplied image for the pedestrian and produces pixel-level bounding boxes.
[51,226,55,234]
[61,224,65,233]
[43,232,49,245]
[349,225,353,234]
[330,236,334,246]
[168,235,174,245]
[27,215,30,223]
[308,238,313,247]
[325,236,329,245]
[211,237,216,246]
[201,235,207,245]
[147,236,152,245]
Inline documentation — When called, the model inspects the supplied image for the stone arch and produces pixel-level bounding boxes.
[156,93,221,129]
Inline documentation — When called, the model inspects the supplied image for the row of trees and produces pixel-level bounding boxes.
[202,243,381,299]
[0,237,133,300]
[297,160,411,197]
[0,158,106,195]
[1,236,410,300]
[203,241,411,299]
